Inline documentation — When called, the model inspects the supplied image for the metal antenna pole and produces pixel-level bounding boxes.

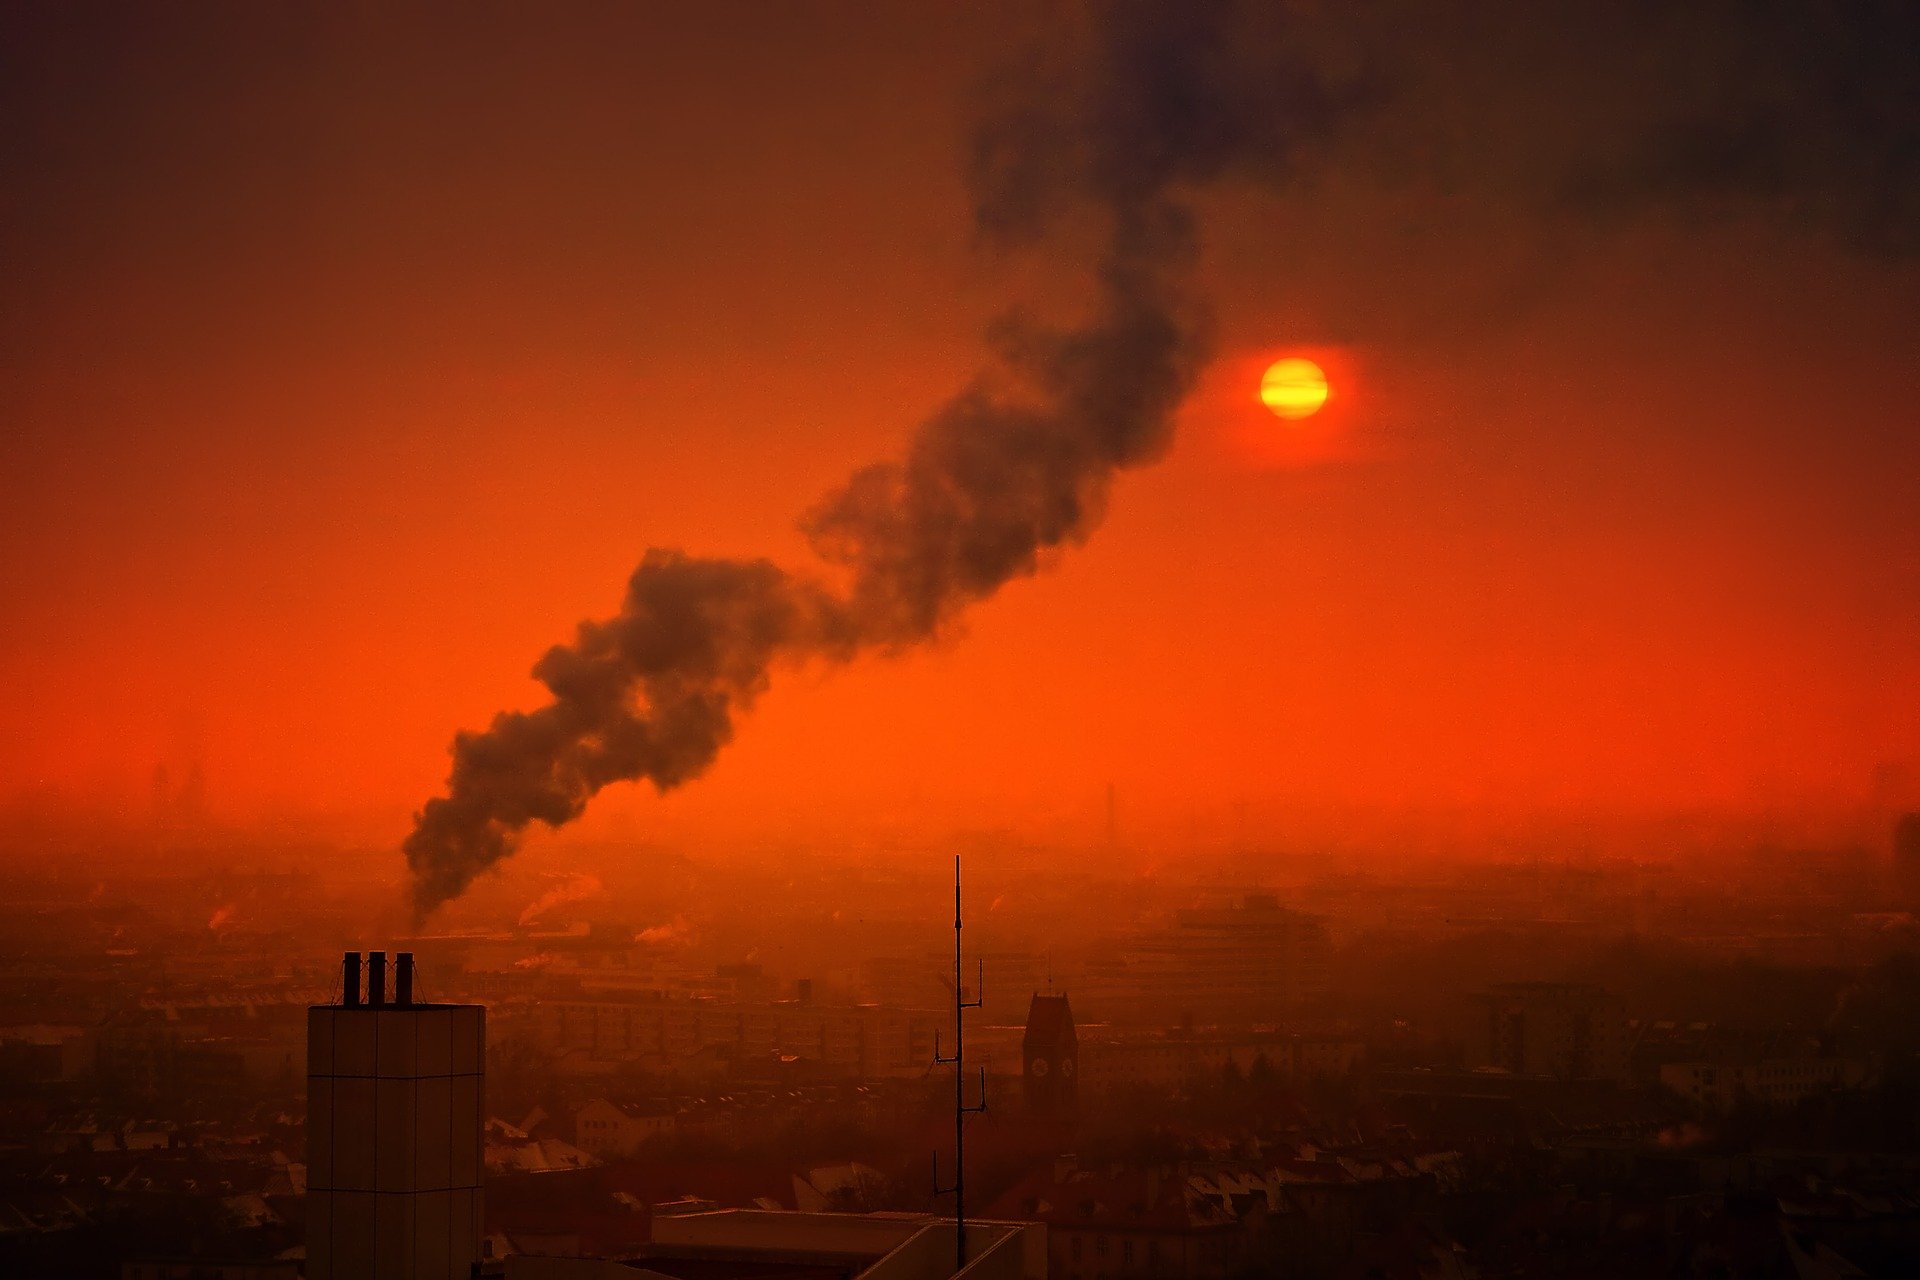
[932,854,986,1273]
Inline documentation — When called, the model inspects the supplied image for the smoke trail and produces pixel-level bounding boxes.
[636,916,692,946]
[516,870,605,927]
[405,0,1346,915]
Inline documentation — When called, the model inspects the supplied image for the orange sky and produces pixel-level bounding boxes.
[4,3,1917,860]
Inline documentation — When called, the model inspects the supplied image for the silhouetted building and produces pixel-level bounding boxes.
[1079,895,1329,1026]
[308,950,485,1280]
[1896,812,1920,907]
[124,1262,301,1280]
[1470,982,1627,1081]
[1660,1048,1875,1111]
[572,1096,676,1158]
[1022,993,1078,1116]
[0,1023,91,1082]
[539,991,939,1078]
[988,1158,1241,1280]
[1075,1031,1364,1096]
[97,1000,302,1096]
[502,1209,1041,1280]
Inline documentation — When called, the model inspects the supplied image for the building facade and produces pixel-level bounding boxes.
[308,951,486,1280]
[1078,896,1330,1027]
[538,992,940,1078]
[1075,1033,1365,1096]
[1470,982,1627,1082]
[572,1097,677,1158]
[1021,994,1078,1117]
[1660,1053,1875,1110]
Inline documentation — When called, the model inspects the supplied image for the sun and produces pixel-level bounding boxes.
[1260,357,1329,419]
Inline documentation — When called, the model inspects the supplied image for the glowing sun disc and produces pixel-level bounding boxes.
[1260,357,1329,419]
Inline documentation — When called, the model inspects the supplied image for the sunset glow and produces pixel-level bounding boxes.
[0,6,1914,875]
[3,7,1919,1276]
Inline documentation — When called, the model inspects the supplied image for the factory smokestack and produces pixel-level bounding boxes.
[404,0,1350,915]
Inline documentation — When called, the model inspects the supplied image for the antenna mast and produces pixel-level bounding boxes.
[932,854,985,1272]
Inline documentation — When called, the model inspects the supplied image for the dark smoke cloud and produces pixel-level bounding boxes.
[1310,0,1920,255]
[409,0,1918,913]
[406,0,1351,915]
[1545,0,1920,254]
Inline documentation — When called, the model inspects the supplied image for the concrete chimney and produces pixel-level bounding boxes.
[309,953,486,1279]
[342,952,361,1007]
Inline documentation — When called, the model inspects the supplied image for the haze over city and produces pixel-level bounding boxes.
[2,3,1918,1279]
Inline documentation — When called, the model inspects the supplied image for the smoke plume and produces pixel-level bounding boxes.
[516,871,605,927]
[405,1,1347,915]
[636,916,692,947]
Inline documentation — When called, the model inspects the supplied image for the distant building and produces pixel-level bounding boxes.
[1659,1049,1875,1111]
[1021,993,1078,1117]
[485,1209,1043,1280]
[1895,812,1920,906]
[123,1263,301,1280]
[96,1000,303,1096]
[572,1097,676,1158]
[308,950,485,1280]
[1079,895,1330,1027]
[988,1160,1241,1280]
[1075,1032,1364,1096]
[1469,982,1627,1082]
[537,992,940,1079]
[0,1024,92,1082]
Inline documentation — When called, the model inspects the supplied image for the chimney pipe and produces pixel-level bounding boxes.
[368,950,387,1006]
[396,952,414,1007]
[342,952,361,1008]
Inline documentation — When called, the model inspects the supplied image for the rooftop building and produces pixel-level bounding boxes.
[1468,982,1628,1083]
[1021,994,1077,1118]
[1077,896,1329,1027]
[492,1209,1042,1280]
[307,950,485,1280]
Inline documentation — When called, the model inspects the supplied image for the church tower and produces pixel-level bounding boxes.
[1021,993,1078,1117]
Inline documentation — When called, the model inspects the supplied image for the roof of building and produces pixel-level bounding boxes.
[985,1166,1234,1233]
[1022,995,1075,1055]
[579,1097,678,1121]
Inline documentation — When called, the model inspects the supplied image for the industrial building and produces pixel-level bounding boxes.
[1469,981,1628,1082]
[307,950,486,1280]
[1076,896,1330,1026]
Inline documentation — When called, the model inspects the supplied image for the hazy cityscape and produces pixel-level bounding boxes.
[0,811,1916,1277]
[7,0,1920,1276]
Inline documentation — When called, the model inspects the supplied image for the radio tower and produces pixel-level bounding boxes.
[932,854,986,1271]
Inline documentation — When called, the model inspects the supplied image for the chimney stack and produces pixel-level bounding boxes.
[308,950,486,1279]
